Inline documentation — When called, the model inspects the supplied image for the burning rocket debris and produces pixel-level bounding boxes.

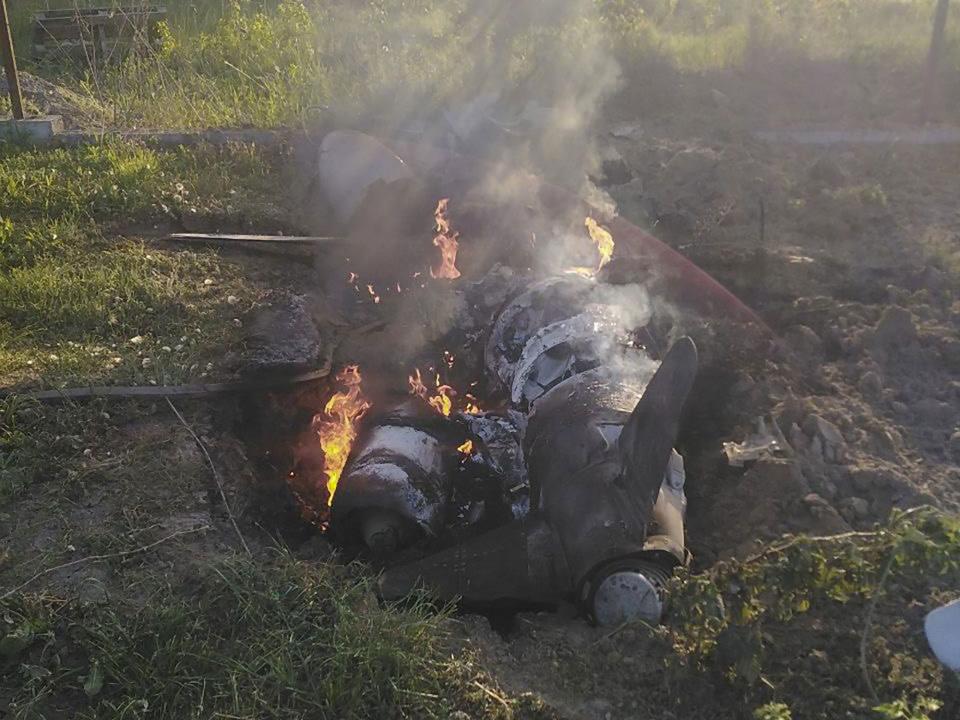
[368,276,697,625]
[409,368,453,416]
[330,399,460,553]
[585,216,615,272]
[323,270,697,624]
[303,130,735,625]
[409,368,481,417]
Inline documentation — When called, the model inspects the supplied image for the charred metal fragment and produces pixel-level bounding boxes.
[509,309,623,407]
[331,400,461,554]
[318,130,414,226]
[484,276,596,391]
[458,410,530,520]
[241,293,324,379]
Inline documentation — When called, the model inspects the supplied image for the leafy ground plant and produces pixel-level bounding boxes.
[663,508,960,718]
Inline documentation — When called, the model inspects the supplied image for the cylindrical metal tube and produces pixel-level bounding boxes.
[331,402,459,553]
[585,559,673,626]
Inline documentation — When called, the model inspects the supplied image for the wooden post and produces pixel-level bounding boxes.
[0,0,24,120]
[921,0,951,122]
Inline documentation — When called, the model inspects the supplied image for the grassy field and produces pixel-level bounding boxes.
[0,140,289,512]
[0,3,959,719]
[3,550,551,719]
[4,0,959,129]
[0,141,287,390]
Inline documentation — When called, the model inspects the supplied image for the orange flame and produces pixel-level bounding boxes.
[585,217,615,272]
[314,365,371,506]
[429,385,454,417]
[408,368,480,417]
[430,198,461,280]
[408,368,429,398]
[457,439,474,456]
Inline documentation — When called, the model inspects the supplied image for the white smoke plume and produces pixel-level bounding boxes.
[361,0,626,202]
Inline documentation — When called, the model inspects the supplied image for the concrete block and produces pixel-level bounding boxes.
[0,115,64,142]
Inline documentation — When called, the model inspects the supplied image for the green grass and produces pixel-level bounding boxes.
[0,236,248,388]
[0,141,283,224]
[100,0,485,128]
[1,506,957,719]
[0,553,548,720]
[0,139,288,498]
[0,141,290,390]
[6,0,959,129]
[0,396,95,504]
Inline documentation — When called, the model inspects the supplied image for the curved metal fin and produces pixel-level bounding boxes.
[617,336,698,514]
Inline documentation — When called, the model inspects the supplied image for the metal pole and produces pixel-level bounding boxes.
[921,0,951,122]
[0,0,24,120]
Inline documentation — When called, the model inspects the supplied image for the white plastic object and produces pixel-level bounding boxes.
[925,598,960,671]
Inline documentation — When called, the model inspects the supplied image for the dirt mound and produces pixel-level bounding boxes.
[1,71,106,128]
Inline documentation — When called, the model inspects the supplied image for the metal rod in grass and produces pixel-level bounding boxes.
[165,396,251,556]
[0,0,25,119]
